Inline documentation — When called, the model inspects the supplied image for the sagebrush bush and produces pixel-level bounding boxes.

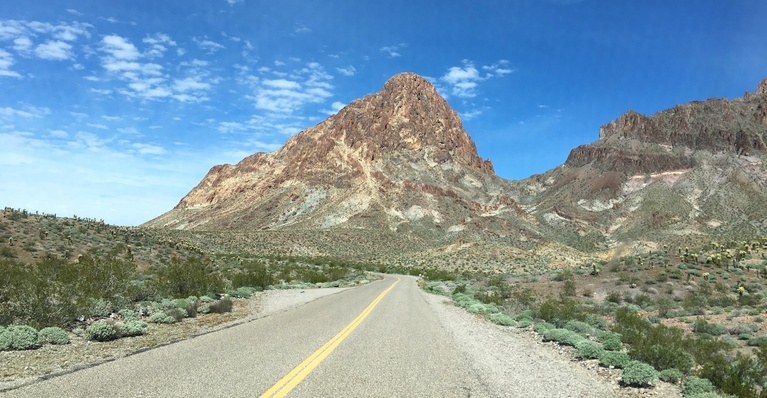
[118,308,137,320]
[197,305,211,314]
[489,313,515,326]
[38,326,70,345]
[86,321,117,342]
[682,377,714,396]
[0,325,41,350]
[116,320,148,337]
[599,333,623,351]
[620,360,658,387]
[599,351,631,368]
[533,322,555,334]
[149,312,176,324]
[542,328,586,346]
[575,340,605,360]
[90,298,114,318]
[564,320,597,336]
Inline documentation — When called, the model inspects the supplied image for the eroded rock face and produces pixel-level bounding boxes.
[146,73,514,232]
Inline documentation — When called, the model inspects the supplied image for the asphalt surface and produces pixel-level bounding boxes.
[5,275,489,397]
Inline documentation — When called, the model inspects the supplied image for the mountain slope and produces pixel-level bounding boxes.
[144,73,531,243]
[512,78,767,249]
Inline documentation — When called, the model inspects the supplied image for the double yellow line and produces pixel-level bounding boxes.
[260,277,400,398]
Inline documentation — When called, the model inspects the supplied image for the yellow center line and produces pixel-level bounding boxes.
[260,277,400,398]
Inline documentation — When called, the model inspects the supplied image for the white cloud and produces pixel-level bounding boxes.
[380,43,406,58]
[132,143,166,155]
[441,59,513,99]
[173,77,211,92]
[143,33,176,58]
[226,0,244,5]
[0,49,21,78]
[263,78,301,90]
[195,38,225,53]
[0,105,50,118]
[12,36,32,52]
[336,65,356,76]
[102,35,140,60]
[86,123,108,130]
[34,40,73,60]
[252,62,335,114]
[321,101,346,115]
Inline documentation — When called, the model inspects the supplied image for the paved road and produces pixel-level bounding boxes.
[6,275,489,397]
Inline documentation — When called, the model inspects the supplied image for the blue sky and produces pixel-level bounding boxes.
[1,1,766,226]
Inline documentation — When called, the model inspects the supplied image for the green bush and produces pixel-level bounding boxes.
[231,262,274,289]
[620,360,657,387]
[516,318,532,328]
[116,320,148,337]
[151,256,224,298]
[488,313,515,326]
[575,340,605,360]
[90,298,115,318]
[38,326,70,345]
[564,320,596,336]
[600,334,623,351]
[599,351,631,368]
[542,328,585,346]
[86,321,117,342]
[658,368,683,384]
[149,312,176,324]
[0,325,41,350]
[613,308,696,372]
[227,286,258,298]
[533,322,555,334]
[682,377,714,396]
[693,318,727,336]
[197,305,211,314]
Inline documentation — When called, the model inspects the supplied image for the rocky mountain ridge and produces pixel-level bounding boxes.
[145,74,767,265]
[146,73,523,240]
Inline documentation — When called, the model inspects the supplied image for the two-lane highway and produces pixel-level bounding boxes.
[7,276,489,397]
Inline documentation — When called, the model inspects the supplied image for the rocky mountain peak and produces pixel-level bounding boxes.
[757,78,767,96]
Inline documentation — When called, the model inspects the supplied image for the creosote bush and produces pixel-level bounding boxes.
[209,297,233,314]
[657,368,683,384]
[682,377,715,396]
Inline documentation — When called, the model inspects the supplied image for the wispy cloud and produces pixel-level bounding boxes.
[249,62,334,114]
[336,65,356,76]
[194,37,225,53]
[380,43,407,58]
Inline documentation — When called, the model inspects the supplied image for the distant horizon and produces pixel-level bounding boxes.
[2,1,765,226]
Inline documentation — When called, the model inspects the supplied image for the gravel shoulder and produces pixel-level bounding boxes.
[421,291,683,398]
[0,287,348,392]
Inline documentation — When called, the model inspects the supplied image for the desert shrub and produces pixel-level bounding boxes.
[658,368,683,384]
[164,307,187,322]
[606,291,622,304]
[564,320,597,336]
[516,318,532,328]
[693,318,727,336]
[197,305,211,314]
[542,328,585,346]
[0,325,41,350]
[538,298,586,326]
[231,262,274,290]
[89,298,115,318]
[467,302,499,315]
[38,326,70,345]
[697,352,767,398]
[209,297,233,314]
[613,308,696,372]
[682,377,714,396]
[489,313,515,326]
[575,340,605,360]
[116,320,148,337]
[149,312,176,324]
[599,351,631,368]
[86,321,117,342]
[118,308,137,320]
[599,333,623,351]
[620,360,658,387]
[533,322,555,334]
[151,256,224,298]
[227,286,258,298]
